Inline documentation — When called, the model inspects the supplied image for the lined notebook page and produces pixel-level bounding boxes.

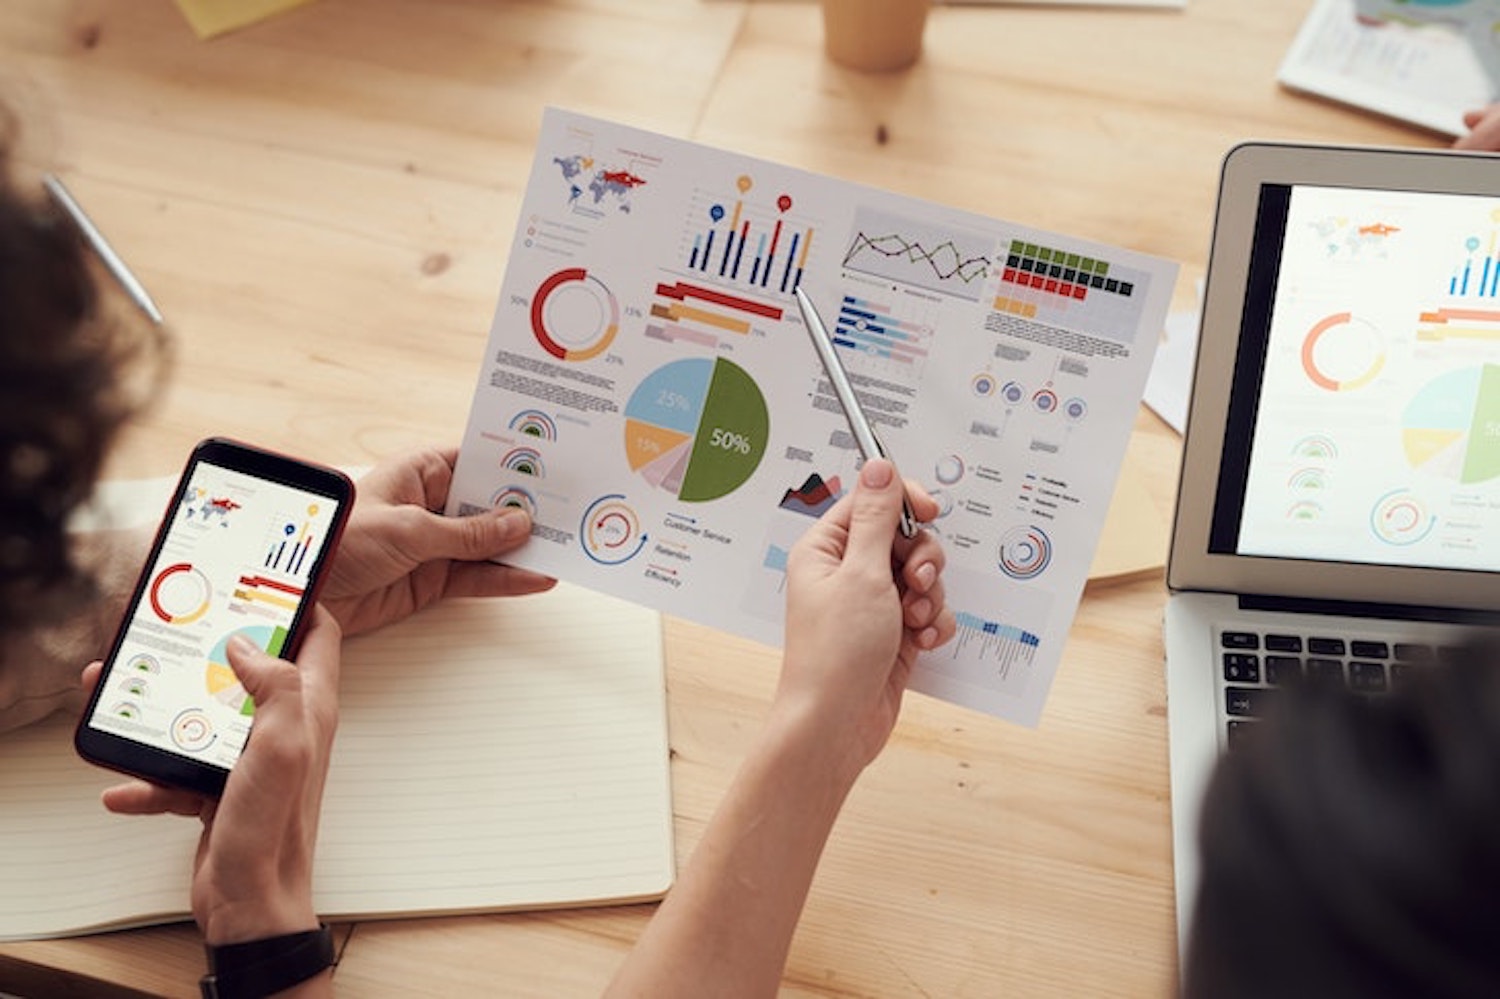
[0,475,674,941]
[0,715,199,940]
[315,589,674,918]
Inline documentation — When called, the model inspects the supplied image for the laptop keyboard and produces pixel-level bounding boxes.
[1217,628,1454,748]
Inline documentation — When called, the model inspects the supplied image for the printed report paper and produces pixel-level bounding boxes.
[449,109,1177,726]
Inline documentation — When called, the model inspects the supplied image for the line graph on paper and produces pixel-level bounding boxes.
[841,205,994,301]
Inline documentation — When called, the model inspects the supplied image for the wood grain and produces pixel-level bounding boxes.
[0,0,1446,994]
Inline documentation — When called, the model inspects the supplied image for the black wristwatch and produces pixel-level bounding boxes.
[200,924,336,999]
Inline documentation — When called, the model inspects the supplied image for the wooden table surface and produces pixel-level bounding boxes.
[0,1,1444,995]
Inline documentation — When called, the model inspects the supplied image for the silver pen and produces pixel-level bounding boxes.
[42,173,165,325]
[795,286,918,538]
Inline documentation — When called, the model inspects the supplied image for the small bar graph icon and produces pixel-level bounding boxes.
[1449,233,1500,298]
[265,517,318,576]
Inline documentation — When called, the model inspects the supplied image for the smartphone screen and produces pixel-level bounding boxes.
[77,439,352,796]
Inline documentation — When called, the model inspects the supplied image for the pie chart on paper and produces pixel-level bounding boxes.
[622,357,769,502]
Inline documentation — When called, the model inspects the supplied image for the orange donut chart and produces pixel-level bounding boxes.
[1300,312,1385,392]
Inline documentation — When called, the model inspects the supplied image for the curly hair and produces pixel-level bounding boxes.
[0,105,162,637]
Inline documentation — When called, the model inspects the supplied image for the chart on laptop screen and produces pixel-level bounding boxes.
[1238,184,1500,574]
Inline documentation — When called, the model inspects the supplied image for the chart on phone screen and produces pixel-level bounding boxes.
[87,463,337,767]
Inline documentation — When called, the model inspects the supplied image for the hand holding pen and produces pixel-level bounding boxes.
[795,286,918,538]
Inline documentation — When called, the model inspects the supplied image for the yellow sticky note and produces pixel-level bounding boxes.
[173,0,321,39]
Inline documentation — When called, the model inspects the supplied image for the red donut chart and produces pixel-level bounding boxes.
[529,268,620,362]
[149,562,212,625]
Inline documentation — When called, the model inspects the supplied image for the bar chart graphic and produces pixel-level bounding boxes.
[842,205,992,300]
[949,610,1042,683]
[1448,232,1500,298]
[1416,306,1500,344]
[229,575,303,621]
[682,181,815,296]
[647,280,784,350]
[264,509,322,577]
[832,295,934,372]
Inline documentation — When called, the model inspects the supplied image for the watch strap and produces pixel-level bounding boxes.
[201,923,335,999]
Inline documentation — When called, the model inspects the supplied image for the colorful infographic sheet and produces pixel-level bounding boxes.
[449,110,1176,725]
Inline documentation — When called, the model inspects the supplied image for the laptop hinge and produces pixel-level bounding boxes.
[1238,594,1500,627]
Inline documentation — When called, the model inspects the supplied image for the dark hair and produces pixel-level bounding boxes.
[0,104,163,636]
[1185,638,1500,997]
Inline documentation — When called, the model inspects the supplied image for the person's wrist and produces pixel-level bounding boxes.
[759,693,870,796]
[200,895,319,947]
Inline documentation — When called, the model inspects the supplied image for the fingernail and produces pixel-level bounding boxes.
[915,562,936,591]
[918,627,938,650]
[908,597,933,622]
[860,458,894,488]
[495,507,529,537]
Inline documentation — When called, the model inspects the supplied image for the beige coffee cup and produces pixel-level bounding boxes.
[821,0,932,73]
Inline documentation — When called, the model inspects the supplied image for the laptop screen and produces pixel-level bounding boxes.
[1207,181,1500,575]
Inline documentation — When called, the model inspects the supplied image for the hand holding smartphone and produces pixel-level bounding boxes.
[76,438,354,798]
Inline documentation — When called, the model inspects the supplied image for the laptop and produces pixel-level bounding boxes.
[1163,141,1500,957]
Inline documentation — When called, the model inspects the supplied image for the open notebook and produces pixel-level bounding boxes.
[0,479,674,941]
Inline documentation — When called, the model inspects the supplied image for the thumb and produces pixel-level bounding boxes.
[80,660,103,693]
[407,505,533,563]
[224,631,290,704]
[843,458,903,570]
[224,609,341,707]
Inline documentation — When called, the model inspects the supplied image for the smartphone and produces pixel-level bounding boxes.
[76,438,354,798]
